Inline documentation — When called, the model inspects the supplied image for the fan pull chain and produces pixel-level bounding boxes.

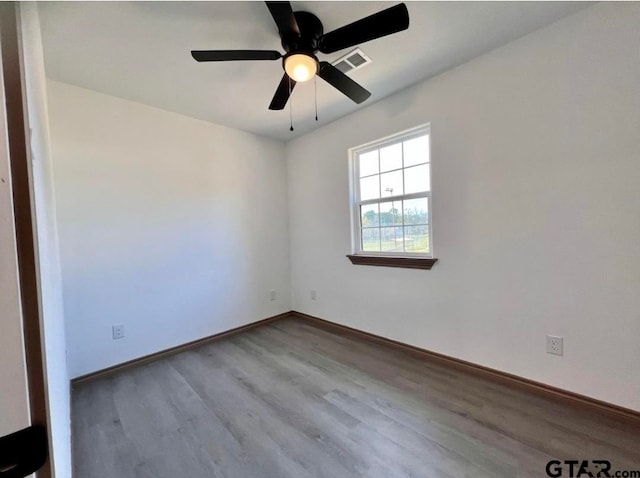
[314,75,318,121]
[289,76,294,132]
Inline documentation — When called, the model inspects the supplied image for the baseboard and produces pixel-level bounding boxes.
[71,311,292,385]
[70,308,640,427]
[291,311,640,427]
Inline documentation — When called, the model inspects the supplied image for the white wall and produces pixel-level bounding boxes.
[0,37,30,437]
[287,3,640,411]
[47,81,291,378]
[19,4,72,476]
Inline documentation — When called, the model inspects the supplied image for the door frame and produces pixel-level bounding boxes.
[0,3,52,477]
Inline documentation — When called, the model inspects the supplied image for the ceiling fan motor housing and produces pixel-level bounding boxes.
[281,11,324,54]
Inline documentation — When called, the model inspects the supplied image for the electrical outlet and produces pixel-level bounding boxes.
[270,290,277,301]
[112,324,125,340]
[546,335,563,356]
[310,289,317,300]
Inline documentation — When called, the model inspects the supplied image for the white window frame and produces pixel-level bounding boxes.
[349,124,433,258]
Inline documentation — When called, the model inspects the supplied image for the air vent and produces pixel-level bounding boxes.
[347,52,367,67]
[331,48,371,74]
[334,60,353,74]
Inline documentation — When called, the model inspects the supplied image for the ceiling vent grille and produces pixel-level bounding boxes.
[331,48,371,74]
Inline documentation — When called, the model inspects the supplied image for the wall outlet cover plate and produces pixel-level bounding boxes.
[546,335,563,356]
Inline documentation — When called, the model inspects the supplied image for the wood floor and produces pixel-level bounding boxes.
[72,317,640,478]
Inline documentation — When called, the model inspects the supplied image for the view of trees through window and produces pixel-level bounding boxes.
[353,129,431,255]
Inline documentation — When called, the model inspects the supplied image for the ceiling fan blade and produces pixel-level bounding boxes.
[318,3,409,54]
[318,62,371,104]
[265,2,300,37]
[191,50,282,62]
[269,73,296,110]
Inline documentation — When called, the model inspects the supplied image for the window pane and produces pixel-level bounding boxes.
[380,227,404,252]
[404,164,430,194]
[380,201,401,226]
[359,150,379,177]
[403,197,428,225]
[403,135,429,167]
[379,143,402,172]
[380,170,403,197]
[360,203,379,228]
[360,175,380,201]
[403,225,430,253]
[361,227,380,252]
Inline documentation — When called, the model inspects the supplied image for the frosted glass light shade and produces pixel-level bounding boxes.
[284,54,318,82]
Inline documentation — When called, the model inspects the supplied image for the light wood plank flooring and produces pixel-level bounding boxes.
[72,317,640,477]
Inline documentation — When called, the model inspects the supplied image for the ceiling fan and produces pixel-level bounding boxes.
[191,2,410,110]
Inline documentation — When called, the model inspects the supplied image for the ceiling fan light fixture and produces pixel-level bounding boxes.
[192,2,409,111]
[284,53,318,82]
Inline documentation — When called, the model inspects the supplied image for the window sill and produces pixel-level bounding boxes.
[346,255,438,270]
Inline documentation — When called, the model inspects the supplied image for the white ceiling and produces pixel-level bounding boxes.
[38,1,592,141]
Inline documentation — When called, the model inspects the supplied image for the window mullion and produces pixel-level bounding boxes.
[358,192,427,207]
[401,191,430,201]
[377,151,382,252]
[400,140,406,252]
[355,153,361,254]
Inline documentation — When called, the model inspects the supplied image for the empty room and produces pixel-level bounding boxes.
[0,1,639,477]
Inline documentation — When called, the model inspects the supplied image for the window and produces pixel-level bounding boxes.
[348,125,436,269]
